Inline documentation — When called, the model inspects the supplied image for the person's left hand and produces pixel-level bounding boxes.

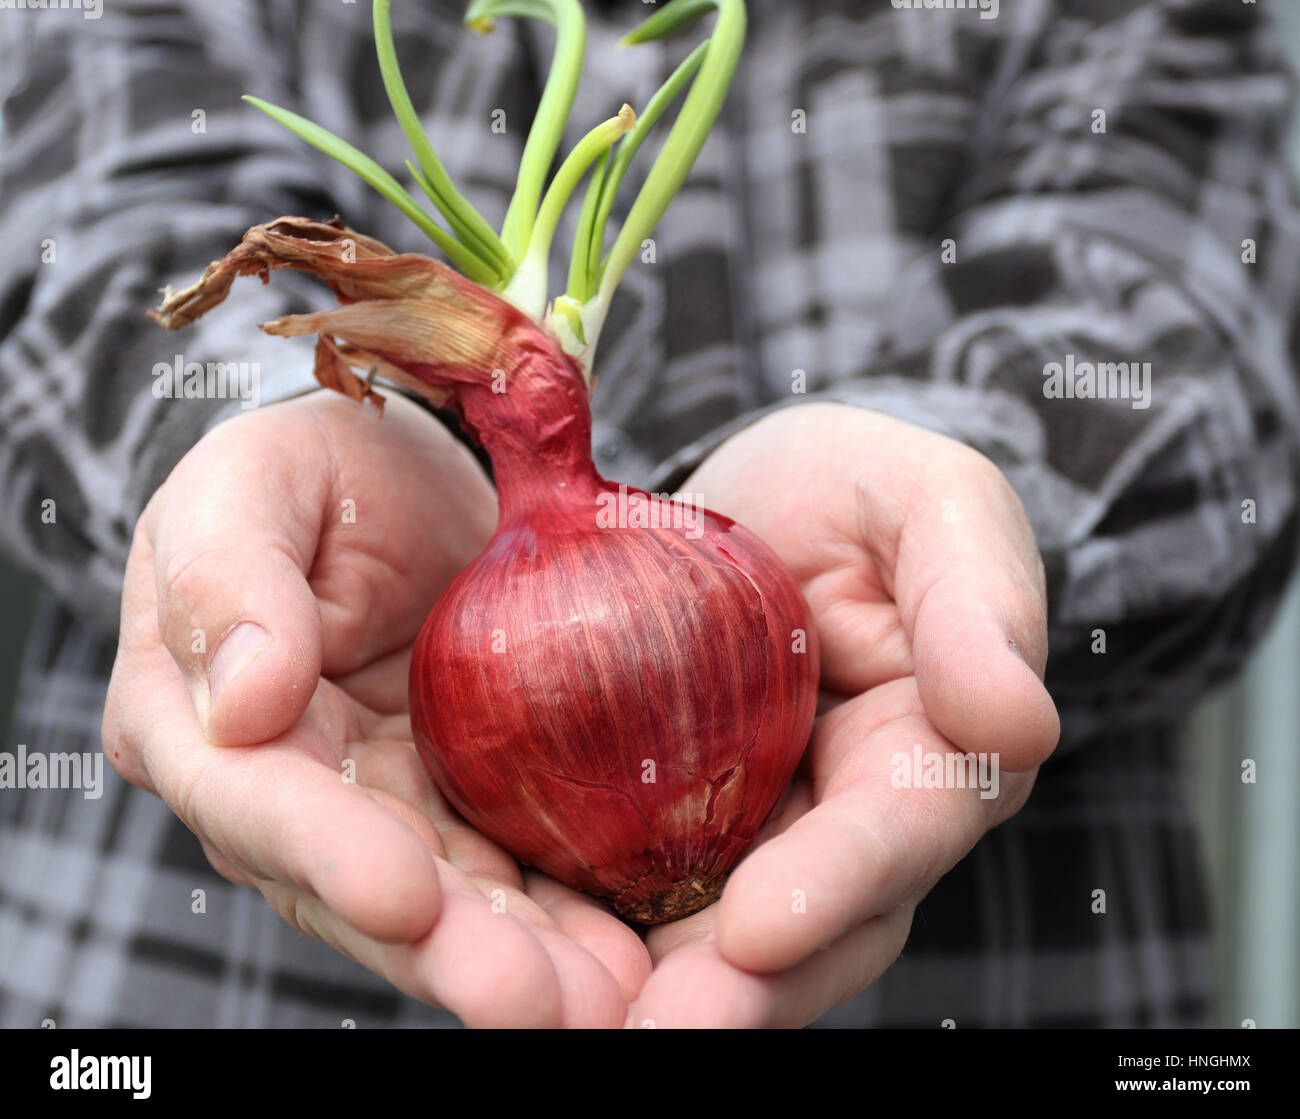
[625,402,1060,1028]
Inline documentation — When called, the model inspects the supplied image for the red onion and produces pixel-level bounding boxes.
[407,310,818,923]
[154,220,818,923]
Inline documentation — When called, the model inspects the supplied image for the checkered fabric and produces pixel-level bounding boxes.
[1,0,1298,1026]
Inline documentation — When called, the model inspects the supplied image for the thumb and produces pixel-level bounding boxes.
[147,431,325,746]
[894,457,1060,771]
[158,543,322,745]
[910,570,1058,771]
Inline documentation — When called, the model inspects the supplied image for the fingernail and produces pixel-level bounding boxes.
[209,622,269,707]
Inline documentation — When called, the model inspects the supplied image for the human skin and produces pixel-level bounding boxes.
[628,402,1058,1026]
[102,394,1057,1027]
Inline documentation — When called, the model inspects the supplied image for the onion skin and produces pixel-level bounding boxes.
[410,350,819,924]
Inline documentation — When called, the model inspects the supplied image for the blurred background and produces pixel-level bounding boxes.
[1174,0,1300,1033]
[1,2,1298,1029]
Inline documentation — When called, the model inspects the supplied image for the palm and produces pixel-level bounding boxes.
[228,655,649,1026]
[107,392,648,1026]
[624,466,926,1027]
[626,403,1058,1027]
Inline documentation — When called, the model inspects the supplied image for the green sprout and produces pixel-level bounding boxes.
[242,0,746,377]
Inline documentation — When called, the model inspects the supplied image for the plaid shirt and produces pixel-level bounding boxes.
[2,0,1298,1027]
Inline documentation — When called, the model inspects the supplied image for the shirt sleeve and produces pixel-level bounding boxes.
[0,4,334,630]
[646,0,1300,748]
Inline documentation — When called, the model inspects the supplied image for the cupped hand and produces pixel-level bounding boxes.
[626,402,1060,1028]
[102,392,650,1027]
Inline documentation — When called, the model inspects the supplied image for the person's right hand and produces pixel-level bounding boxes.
[102,391,650,1026]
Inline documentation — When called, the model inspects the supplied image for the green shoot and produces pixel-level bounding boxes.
[566,148,611,301]
[241,0,747,375]
[567,39,708,303]
[242,96,501,286]
[506,105,635,318]
[596,0,745,310]
[374,0,511,276]
[465,0,587,263]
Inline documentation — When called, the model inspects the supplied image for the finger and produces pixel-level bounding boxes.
[524,872,654,1001]
[147,394,495,746]
[264,716,527,891]
[343,731,526,888]
[353,737,523,886]
[682,404,1057,766]
[329,646,413,716]
[104,530,169,793]
[891,452,1059,769]
[344,734,446,824]
[279,861,627,1028]
[147,411,326,746]
[801,573,914,694]
[912,576,1059,769]
[195,752,443,944]
[531,925,632,1028]
[359,786,448,861]
[127,660,442,942]
[268,872,563,1028]
[437,875,631,1027]
[297,394,496,674]
[631,908,912,1028]
[715,685,1027,973]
